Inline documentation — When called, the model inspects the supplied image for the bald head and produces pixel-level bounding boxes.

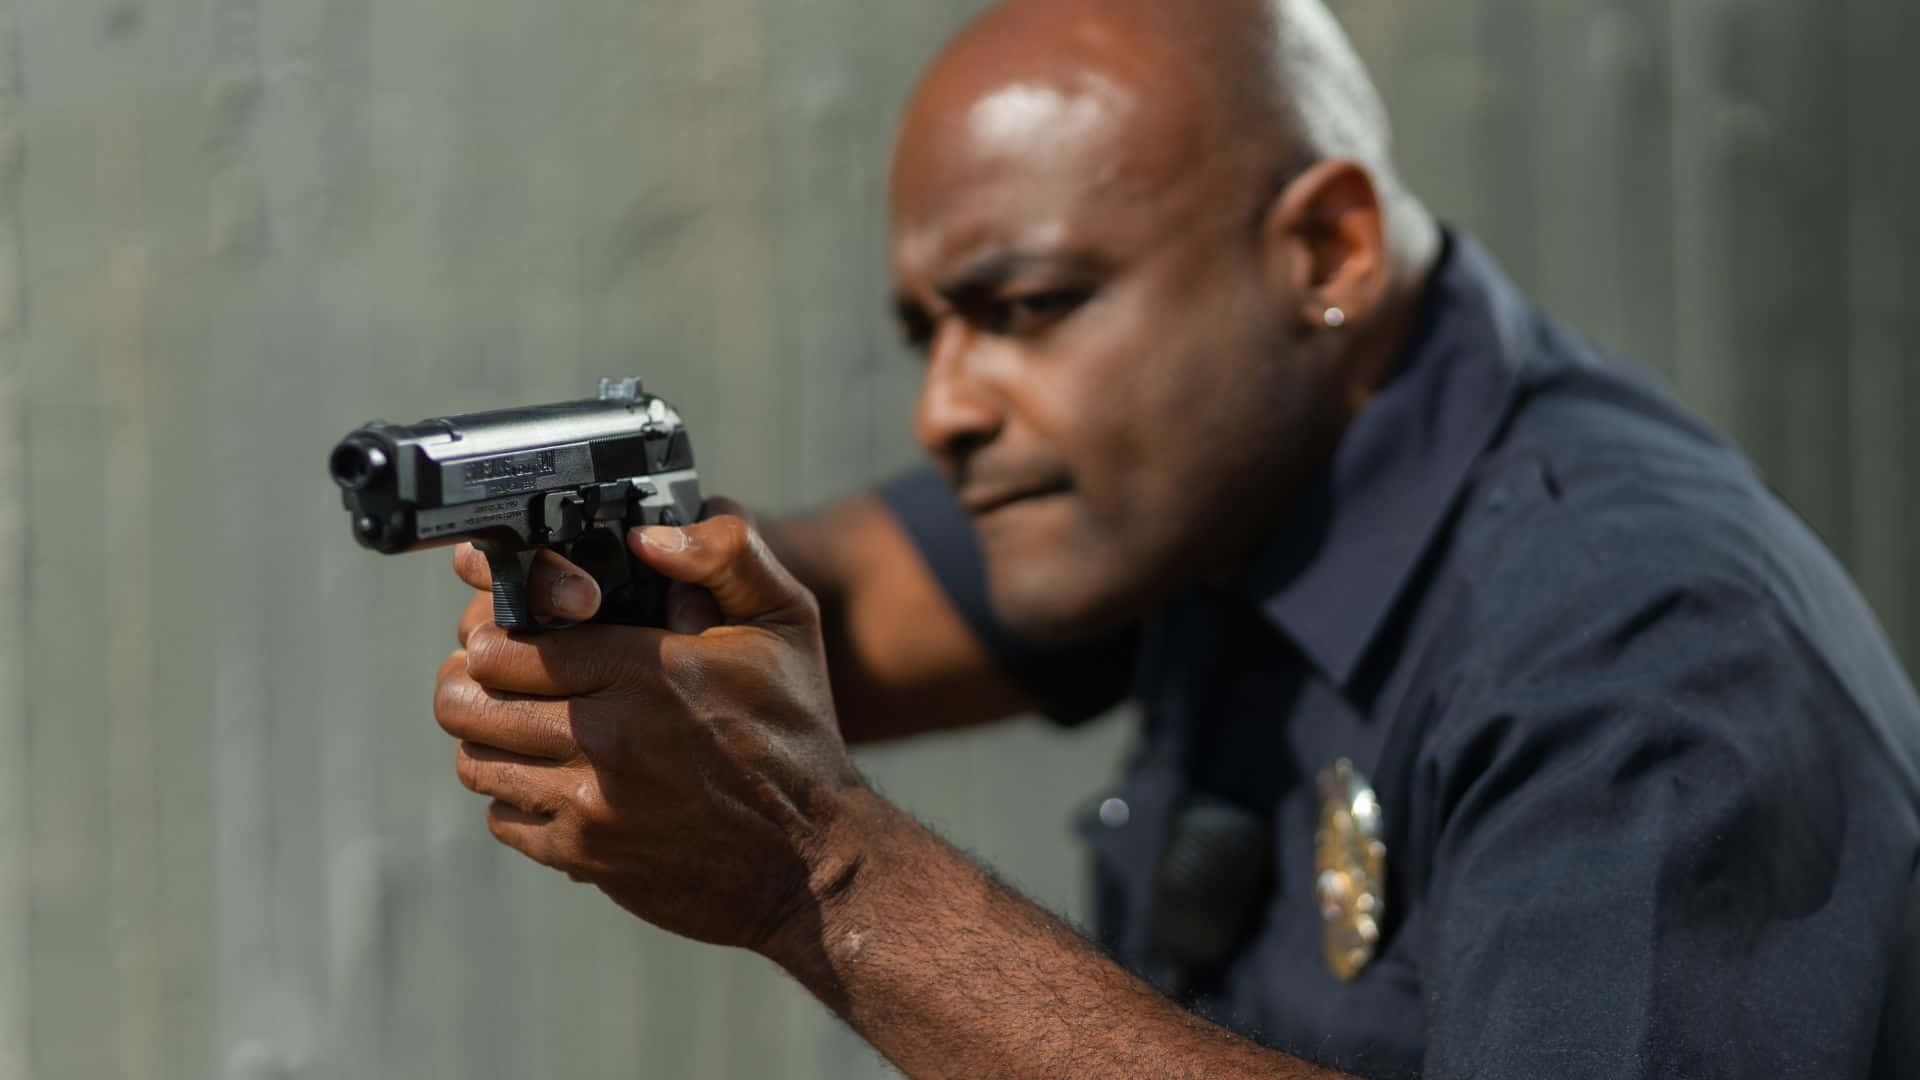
[894,0,1424,253]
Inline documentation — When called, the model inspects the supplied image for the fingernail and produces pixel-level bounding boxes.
[637,525,691,553]
[552,573,599,617]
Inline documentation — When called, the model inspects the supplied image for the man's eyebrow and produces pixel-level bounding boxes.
[932,250,1104,298]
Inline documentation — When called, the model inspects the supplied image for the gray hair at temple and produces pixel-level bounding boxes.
[1259,0,1434,253]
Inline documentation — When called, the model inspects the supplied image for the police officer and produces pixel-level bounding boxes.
[432,0,1920,1075]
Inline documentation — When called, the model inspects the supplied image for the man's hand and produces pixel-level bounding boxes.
[434,512,865,952]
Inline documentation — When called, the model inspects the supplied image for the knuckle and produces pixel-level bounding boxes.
[572,797,614,846]
[549,698,592,758]
[655,635,709,698]
[568,699,617,761]
[696,642,755,686]
[464,627,506,683]
[541,821,579,871]
[556,839,588,874]
[433,670,477,733]
[453,544,487,585]
[484,803,530,854]
[453,743,483,792]
[708,515,752,563]
[578,640,624,696]
[571,698,641,771]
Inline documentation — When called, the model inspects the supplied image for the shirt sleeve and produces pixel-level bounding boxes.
[1415,571,1919,1080]
[876,465,1136,726]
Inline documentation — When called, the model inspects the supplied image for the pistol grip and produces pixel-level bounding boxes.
[482,547,542,633]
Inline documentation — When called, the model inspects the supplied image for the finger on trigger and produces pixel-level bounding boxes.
[665,581,724,635]
[527,550,601,622]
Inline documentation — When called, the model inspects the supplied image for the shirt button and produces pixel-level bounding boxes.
[1098,797,1131,828]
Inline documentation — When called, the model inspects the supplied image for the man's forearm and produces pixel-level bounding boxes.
[764,788,1351,1080]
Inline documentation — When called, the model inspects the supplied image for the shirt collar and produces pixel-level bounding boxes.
[1242,231,1536,687]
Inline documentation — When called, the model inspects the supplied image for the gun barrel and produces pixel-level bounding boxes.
[329,438,390,491]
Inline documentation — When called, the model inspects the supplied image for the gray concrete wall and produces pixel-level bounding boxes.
[0,1,1913,1077]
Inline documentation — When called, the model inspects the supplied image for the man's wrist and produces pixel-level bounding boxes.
[759,781,895,984]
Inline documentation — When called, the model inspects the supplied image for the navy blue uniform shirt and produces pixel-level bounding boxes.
[880,233,1920,1079]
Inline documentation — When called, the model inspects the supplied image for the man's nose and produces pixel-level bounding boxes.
[914,320,1005,458]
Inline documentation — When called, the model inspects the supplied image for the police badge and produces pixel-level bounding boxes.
[1315,757,1387,981]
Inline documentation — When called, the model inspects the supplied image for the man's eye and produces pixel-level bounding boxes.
[897,306,935,352]
[983,289,1089,336]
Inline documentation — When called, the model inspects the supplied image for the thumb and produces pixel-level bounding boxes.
[628,515,816,631]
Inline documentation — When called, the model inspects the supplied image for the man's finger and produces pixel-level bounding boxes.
[657,499,743,635]
[462,621,665,698]
[455,740,569,815]
[665,581,725,636]
[628,515,817,631]
[484,800,568,870]
[458,590,494,647]
[452,543,603,623]
[433,663,584,759]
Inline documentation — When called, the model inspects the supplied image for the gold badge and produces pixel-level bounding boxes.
[1315,757,1386,981]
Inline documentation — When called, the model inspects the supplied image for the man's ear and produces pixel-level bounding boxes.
[1258,159,1389,330]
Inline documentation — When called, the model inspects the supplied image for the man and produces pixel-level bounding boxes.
[431,0,1920,1075]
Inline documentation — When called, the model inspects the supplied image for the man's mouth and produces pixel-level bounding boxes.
[958,481,1072,517]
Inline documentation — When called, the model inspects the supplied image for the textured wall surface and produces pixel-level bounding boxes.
[0,1,1913,1077]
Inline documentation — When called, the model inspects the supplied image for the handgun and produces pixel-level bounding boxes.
[328,377,701,632]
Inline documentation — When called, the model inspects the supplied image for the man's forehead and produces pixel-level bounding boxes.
[889,27,1223,280]
[884,0,1291,275]
[966,75,1126,152]
[891,74,1145,264]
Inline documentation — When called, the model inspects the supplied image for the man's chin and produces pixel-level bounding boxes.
[983,556,1145,647]
[973,498,1160,644]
